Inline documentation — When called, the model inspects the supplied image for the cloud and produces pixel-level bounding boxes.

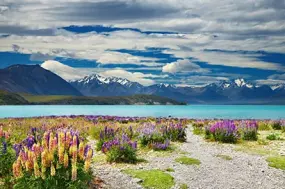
[41,60,163,85]
[162,59,208,73]
[176,75,229,87]
[41,60,90,81]
[255,79,285,86]
[165,50,285,71]
[30,52,54,61]
[96,51,162,66]
[268,73,285,80]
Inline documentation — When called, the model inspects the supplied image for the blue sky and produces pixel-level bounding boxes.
[0,0,285,86]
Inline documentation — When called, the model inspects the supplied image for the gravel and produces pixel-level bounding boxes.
[90,127,285,189]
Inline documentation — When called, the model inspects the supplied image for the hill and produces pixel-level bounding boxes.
[0,64,82,96]
[3,93,185,105]
[0,90,29,105]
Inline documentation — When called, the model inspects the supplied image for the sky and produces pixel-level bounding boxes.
[0,0,285,86]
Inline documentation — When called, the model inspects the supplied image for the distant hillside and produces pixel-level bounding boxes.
[7,93,185,105]
[0,90,28,105]
[0,64,82,96]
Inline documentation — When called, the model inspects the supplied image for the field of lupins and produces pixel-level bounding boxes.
[0,116,285,188]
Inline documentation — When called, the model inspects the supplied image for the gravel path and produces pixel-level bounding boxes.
[91,126,285,189]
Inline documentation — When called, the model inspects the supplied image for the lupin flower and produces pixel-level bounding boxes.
[13,159,22,178]
[12,128,91,183]
[64,152,69,168]
[34,160,41,178]
[71,163,77,181]
[50,163,56,176]
[78,142,85,160]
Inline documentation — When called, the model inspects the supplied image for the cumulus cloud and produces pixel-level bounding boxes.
[164,50,285,71]
[41,60,163,85]
[162,59,208,73]
[41,60,90,81]
[1,0,285,86]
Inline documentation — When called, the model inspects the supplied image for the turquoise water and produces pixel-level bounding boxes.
[0,105,285,119]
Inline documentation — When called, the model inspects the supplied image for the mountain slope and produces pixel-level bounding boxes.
[0,65,82,96]
[0,90,29,105]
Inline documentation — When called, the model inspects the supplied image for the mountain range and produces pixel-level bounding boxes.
[70,74,285,104]
[1,64,285,104]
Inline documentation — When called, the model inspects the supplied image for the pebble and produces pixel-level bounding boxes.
[89,127,285,189]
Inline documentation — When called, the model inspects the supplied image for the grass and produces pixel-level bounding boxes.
[21,94,72,103]
[123,169,175,189]
[215,154,233,160]
[266,156,285,170]
[175,156,201,165]
[179,183,188,189]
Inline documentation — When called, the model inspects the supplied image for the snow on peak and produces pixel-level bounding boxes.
[234,79,253,88]
[271,84,285,90]
[76,74,135,87]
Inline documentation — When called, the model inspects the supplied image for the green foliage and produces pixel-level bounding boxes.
[139,133,166,147]
[215,154,232,160]
[272,121,282,130]
[123,169,175,189]
[192,122,204,135]
[180,183,188,189]
[258,122,271,131]
[21,93,185,105]
[13,163,92,189]
[242,130,258,141]
[193,127,203,135]
[175,156,201,165]
[106,145,137,163]
[204,126,211,139]
[266,156,285,170]
[266,133,282,140]
[0,138,16,188]
[89,126,104,141]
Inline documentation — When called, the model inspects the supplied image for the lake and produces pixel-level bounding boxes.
[0,105,285,119]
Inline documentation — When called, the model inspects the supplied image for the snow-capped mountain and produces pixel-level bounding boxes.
[216,79,254,89]
[70,74,143,96]
[70,75,285,104]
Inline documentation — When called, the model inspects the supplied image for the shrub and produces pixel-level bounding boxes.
[192,122,204,135]
[0,127,15,187]
[138,124,167,147]
[240,120,258,141]
[204,126,211,139]
[209,120,239,143]
[281,121,285,132]
[12,130,93,189]
[271,121,282,130]
[258,121,271,130]
[151,139,170,151]
[162,123,186,142]
[101,134,137,163]
[96,127,115,151]
[266,133,281,140]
